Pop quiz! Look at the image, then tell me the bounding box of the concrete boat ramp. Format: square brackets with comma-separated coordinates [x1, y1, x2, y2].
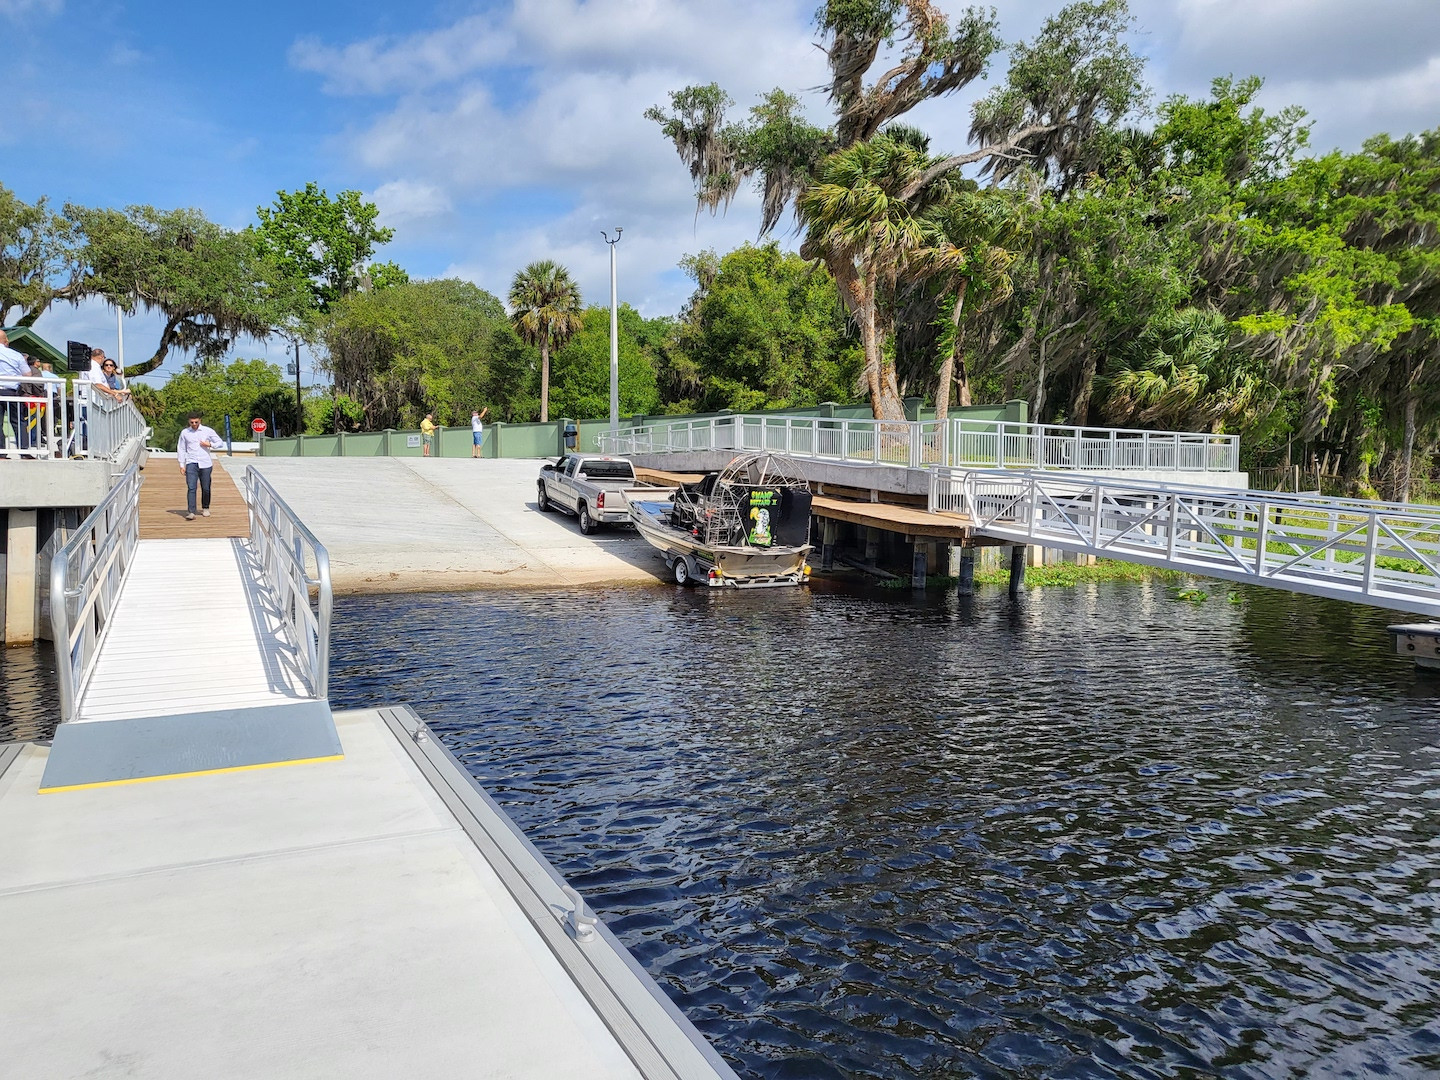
[1, 467, 736, 1079]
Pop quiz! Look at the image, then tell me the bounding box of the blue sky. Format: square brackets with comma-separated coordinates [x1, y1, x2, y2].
[5, 0, 1439, 386]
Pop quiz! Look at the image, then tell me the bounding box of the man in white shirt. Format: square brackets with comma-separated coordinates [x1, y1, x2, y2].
[0, 330, 34, 452]
[176, 411, 223, 520]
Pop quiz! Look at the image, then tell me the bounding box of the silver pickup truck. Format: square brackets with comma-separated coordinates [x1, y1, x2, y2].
[537, 454, 637, 534]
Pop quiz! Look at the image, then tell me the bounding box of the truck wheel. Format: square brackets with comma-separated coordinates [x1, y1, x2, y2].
[673, 556, 694, 586]
[578, 503, 594, 535]
[537, 483, 551, 512]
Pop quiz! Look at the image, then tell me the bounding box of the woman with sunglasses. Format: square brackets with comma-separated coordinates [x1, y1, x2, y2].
[88, 349, 130, 404]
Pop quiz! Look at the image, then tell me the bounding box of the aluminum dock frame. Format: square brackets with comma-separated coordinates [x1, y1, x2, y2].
[0, 705, 736, 1079]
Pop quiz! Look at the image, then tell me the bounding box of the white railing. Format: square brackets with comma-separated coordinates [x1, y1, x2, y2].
[0, 380, 150, 461]
[596, 414, 1240, 474]
[244, 467, 332, 699]
[934, 467, 1440, 618]
[0, 378, 70, 459]
[50, 465, 143, 722]
[82, 387, 151, 462]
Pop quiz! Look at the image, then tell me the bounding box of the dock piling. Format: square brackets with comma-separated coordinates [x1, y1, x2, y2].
[957, 547, 975, 596]
[1008, 544, 1026, 595]
[911, 541, 927, 590]
[821, 519, 837, 571]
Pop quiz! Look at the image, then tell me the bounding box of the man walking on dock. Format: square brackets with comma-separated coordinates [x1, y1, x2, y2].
[177, 411, 222, 520]
[421, 413, 436, 457]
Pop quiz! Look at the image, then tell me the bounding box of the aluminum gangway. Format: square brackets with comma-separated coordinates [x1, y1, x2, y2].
[931, 467, 1440, 619]
[42, 464, 337, 788]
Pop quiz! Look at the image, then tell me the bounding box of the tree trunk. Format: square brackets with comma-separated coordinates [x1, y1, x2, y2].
[1033, 340, 1048, 422]
[830, 257, 904, 421]
[539, 334, 551, 424]
[935, 281, 968, 422]
[125, 312, 186, 379]
[1399, 394, 1417, 503]
[1033, 319, 1081, 424]
[1071, 350, 1097, 427]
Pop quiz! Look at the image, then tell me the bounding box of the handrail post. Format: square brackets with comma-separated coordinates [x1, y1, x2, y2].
[1255, 502, 1270, 574]
[1361, 513, 1379, 595]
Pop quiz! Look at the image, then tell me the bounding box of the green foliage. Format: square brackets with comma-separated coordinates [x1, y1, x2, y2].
[319, 278, 521, 429]
[153, 358, 292, 449]
[68, 204, 299, 377]
[307, 392, 365, 434]
[0, 184, 80, 326]
[677, 243, 860, 410]
[652, 1, 1148, 419]
[367, 261, 410, 290]
[255, 183, 394, 314]
[970, 559, 1187, 587]
[547, 306, 660, 420]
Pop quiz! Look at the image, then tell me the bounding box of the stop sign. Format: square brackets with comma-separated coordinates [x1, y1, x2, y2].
[251, 418, 267, 435]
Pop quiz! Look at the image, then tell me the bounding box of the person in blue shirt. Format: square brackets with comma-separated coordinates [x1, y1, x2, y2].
[0, 330, 33, 453]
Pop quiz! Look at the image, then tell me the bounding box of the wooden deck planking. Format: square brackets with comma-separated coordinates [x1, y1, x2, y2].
[635, 469, 979, 541]
[811, 495, 977, 540]
[78, 538, 313, 723]
[139, 458, 249, 539]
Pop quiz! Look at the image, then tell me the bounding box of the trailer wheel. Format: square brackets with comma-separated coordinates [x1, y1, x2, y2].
[537, 483, 551, 512]
[578, 503, 595, 535]
[673, 556, 695, 586]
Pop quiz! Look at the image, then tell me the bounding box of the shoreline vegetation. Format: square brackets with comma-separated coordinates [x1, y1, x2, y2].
[877, 559, 1189, 590]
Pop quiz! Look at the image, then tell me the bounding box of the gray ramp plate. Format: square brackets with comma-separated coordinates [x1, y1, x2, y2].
[40, 701, 342, 792]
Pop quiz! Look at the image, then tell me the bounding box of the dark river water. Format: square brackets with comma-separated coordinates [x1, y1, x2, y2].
[325, 580, 1440, 1079]
[4, 580, 1437, 1076]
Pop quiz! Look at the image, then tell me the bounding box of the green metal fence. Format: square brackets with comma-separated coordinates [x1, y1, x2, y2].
[255, 401, 1030, 460]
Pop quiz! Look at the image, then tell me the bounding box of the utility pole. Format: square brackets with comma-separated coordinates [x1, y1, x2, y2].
[602, 227, 623, 435]
[293, 340, 302, 433]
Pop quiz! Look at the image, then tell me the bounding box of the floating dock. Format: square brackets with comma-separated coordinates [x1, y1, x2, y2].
[0, 706, 735, 1078]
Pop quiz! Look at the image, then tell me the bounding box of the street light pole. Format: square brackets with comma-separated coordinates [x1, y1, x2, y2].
[293, 340, 302, 433]
[602, 227, 623, 435]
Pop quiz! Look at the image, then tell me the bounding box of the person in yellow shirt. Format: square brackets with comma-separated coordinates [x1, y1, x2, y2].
[420, 413, 436, 457]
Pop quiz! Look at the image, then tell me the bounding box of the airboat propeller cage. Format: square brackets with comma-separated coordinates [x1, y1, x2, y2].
[679, 452, 813, 549]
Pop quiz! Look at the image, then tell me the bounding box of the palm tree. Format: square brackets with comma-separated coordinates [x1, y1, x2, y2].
[1097, 307, 1273, 433]
[922, 189, 1017, 417]
[508, 261, 582, 423]
[797, 138, 934, 420]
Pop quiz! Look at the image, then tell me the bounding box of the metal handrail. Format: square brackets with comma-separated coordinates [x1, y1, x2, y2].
[243, 467, 332, 699]
[0, 379, 69, 459]
[50, 465, 143, 722]
[595, 414, 1241, 473]
[938, 467, 1440, 618]
[80, 386, 151, 461]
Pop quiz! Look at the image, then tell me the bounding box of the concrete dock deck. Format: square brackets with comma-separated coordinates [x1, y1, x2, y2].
[221, 457, 662, 593]
[0, 707, 735, 1079]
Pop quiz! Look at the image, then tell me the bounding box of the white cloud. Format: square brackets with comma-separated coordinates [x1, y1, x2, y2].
[289, 13, 515, 96]
[1162, 0, 1440, 84]
[0, 0, 62, 18]
[291, 0, 1440, 317]
[372, 179, 453, 227]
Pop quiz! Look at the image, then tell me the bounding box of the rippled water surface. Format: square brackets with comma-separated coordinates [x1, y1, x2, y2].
[341, 581, 1437, 1075]
[0, 641, 58, 742]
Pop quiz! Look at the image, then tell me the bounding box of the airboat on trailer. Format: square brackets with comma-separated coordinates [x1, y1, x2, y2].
[628, 451, 814, 588]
